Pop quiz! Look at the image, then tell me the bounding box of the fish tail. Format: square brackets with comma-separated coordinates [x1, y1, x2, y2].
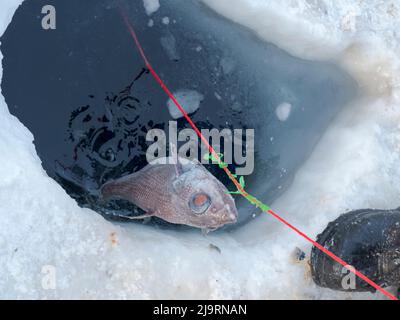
[100, 180, 129, 203]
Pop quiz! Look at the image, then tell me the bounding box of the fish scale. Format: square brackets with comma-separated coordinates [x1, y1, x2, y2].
[101, 164, 174, 213]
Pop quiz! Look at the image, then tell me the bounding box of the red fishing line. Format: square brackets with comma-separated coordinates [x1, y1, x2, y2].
[120, 10, 398, 301]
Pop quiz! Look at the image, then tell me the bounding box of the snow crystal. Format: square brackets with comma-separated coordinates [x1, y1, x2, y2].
[167, 90, 204, 119]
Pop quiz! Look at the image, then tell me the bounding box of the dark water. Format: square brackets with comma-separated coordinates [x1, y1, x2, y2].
[1, 0, 357, 230]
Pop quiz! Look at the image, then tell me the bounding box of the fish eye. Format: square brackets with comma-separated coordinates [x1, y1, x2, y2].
[189, 193, 211, 215]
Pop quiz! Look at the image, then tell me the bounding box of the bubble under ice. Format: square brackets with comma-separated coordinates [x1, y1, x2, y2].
[1, 0, 400, 299]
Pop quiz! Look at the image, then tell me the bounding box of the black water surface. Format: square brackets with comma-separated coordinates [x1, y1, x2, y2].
[1, 0, 357, 230]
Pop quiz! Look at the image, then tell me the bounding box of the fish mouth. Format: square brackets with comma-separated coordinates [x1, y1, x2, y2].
[226, 212, 238, 224]
[204, 214, 237, 230]
[217, 208, 238, 226]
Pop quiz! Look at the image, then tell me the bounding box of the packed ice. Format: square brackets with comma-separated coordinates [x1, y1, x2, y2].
[1, 0, 400, 299]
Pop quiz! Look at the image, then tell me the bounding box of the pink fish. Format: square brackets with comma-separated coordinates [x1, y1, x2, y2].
[101, 156, 238, 232]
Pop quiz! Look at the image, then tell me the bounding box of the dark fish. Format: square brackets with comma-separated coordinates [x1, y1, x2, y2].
[100, 156, 238, 232]
[310, 208, 400, 292]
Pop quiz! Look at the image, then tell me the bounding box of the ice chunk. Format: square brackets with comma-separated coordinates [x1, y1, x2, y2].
[275, 102, 292, 122]
[162, 17, 170, 25]
[143, 0, 160, 16]
[167, 90, 204, 119]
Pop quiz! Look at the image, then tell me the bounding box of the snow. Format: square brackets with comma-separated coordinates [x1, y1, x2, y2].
[1, 0, 400, 299]
[143, 0, 160, 16]
[162, 16, 170, 25]
[167, 89, 204, 119]
[275, 102, 292, 122]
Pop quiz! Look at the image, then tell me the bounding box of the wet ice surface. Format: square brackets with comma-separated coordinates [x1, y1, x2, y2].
[1, 0, 399, 299]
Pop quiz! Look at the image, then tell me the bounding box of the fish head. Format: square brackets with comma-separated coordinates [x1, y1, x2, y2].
[171, 159, 238, 230]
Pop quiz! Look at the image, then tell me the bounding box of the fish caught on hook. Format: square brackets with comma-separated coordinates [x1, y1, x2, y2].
[100, 144, 238, 232]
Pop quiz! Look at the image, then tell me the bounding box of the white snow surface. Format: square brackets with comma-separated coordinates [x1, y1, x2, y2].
[1, 0, 400, 299]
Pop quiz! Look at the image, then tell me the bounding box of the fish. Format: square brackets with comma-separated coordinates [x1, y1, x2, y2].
[100, 154, 238, 232]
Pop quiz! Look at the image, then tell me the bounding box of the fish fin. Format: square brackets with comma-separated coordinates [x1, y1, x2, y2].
[113, 210, 155, 220]
[113, 210, 156, 220]
[202, 226, 219, 235]
[170, 142, 183, 176]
